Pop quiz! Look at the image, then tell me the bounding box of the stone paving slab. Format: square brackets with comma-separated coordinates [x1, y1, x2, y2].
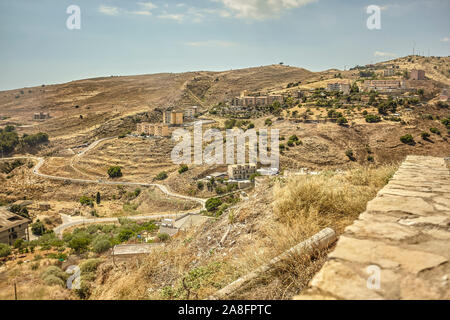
[294, 156, 450, 300]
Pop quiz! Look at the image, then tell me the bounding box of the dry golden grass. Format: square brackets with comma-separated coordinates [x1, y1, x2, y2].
[91, 164, 398, 300]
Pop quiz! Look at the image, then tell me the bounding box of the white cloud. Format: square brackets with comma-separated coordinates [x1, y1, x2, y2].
[137, 2, 157, 10]
[99, 5, 120, 16]
[214, 0, 318, 20]
[374, 51, 397, 57]
[441, 37, 450, 42]
[158, 13, 185, 22]
[186, 40, 237, 47]
[130, 11, 152, 16]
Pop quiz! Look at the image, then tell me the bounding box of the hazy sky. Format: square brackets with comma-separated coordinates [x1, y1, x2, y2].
[0, 0, 449, 90]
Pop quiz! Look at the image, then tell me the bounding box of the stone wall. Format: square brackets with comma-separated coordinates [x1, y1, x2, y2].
[295, 156, 450, 300]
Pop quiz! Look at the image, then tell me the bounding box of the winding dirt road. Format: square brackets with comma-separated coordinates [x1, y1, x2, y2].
[1, 137, 207, 235]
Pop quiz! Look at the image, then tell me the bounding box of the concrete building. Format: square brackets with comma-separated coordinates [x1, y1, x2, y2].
[326, 83, 351, 95]
[232, 94, 284, 107]
[184, 106, 198, 118]
[228, 164, 257, 180]
[0, 208, 30, 245]
[136, 123, 170, 137]
[410, 69, 426, 80]
[384, 68, 395, 77]
[163, 111, 184, 125]
[362, 80, 406, 93]
[33, 112, 50, 121]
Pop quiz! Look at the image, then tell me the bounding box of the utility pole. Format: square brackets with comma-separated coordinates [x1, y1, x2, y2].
[14, 280, 17, 300]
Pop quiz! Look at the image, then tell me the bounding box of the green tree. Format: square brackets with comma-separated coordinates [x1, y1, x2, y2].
[31, 220, 46, 236]
[205, 198, 222, 212]
[178, 164, 188, 174]
[155, 171, 168, 180]
[107, 166, 123, 178]
[0, 244, 12, 258]
[400, 134, 415, 145]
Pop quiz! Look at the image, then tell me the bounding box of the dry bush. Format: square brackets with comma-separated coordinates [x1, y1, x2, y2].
[232, 164, 398, 299]
[92, 165, 398, 300]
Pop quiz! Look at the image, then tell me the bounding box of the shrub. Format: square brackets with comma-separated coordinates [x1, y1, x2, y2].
[205, 198, 222, 212]
[41, 266, 68, 283]
[197, 181, 204, 190]
[80, 259, 102, 273]
[400, 134, 415, 145]
[436, 101, 448, 109]
[43, 275, 65, 287]
[96, 192, 101, 204]
[31, 220, 46, 236]
[118, 229, 133, 242]
[430, 127, 441, 135]
[13, 239, 24, 249]
[107, 166, 122, 178]
[92, 239, 111, 254]
[155, 171, 168, 180]
[337, 117, 348, 125]
[345, 149, 356, 161]
[367, 156, 374, 162]
[265, 118, 272, 126]
[68, 236, 90, 253]
[157, 233, 170, 242]
[0, 244, 11, 257]
[178, 164, 188, 174]
[79, 196, 94, 207]
[421, 132, 430, 140]
[365, 114, 381, 123]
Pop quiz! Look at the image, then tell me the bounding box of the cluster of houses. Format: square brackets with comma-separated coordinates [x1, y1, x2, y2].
[136, 106, 198, 137]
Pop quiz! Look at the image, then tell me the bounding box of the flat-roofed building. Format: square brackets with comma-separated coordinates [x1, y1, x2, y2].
[136, 123, 170, 137]
[410, 69, 426, 80]
[267, 95, 284, 105]
[163, 111, 184, 125]
[184, 106, 198, 118]
[362, 80, 406, 93]
[0, 208, 30, 245]
[255, 96, 268, 105]
[384, 68, 395, 77]
[228, 164, 257, 180]
[326, 83, 351, 94]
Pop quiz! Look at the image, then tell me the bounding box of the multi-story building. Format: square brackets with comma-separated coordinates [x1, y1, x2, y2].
[163, 111, 184, 125]
[410, 69, 426, 80]
[136, 123, 170, 137]
[184, 106, 198, 118]
[232, 94, 284, 107]
[384, 68, 395, 77]
[362, 80, 406, 93]
[326, 83, 351, 95]
[228, 164, 257, 180]
[267, 95, 284, 105]
[0, 208, 30, 245]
